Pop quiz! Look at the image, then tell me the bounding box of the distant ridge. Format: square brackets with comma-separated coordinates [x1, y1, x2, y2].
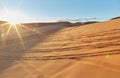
[74, 21, 99, 26]
[0, 21, 7, 24]
[0, 16, 120, 28]
[111, 16, 120, 20]
[22, 21, 99, 27]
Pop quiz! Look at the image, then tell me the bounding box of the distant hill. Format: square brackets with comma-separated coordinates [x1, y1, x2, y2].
[0, 21, 7, 24]
[74, 21, 99, 26]
[22, 21, 99, 28]
[23, 21, 72, 26]
[111, 16, 120, 20]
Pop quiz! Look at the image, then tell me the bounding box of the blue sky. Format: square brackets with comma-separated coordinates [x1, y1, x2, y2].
[0, 0, 120, 22]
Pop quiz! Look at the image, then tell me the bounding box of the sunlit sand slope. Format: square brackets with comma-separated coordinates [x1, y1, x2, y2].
[0, 18, 120, 78]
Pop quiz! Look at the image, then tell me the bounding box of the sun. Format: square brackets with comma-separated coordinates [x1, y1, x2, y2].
[0, 9, 26, 47]
[0, 9, 39, 49]
[8, 20, 20, 26]
[0, 9, 30, 24]
[0, 9, 27, 26]
[4, 10, 23, 26]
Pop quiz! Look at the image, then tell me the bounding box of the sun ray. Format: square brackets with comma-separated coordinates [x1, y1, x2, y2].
[0, 5, 32, 49]
[14, 25, 25, 49]
[0, 23, 26, 49]
[1, 24, 13, 46]
[21, 24, 40, 34]
[0, 22, 9, 27]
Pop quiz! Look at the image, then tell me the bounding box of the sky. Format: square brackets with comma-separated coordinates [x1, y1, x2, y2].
[0, 0, 120, 22]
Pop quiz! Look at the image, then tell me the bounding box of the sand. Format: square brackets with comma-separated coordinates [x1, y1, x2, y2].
[0, 18, 120, 78]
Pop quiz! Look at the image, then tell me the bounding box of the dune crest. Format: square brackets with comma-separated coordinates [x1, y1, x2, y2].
[0, 18, 120, 78]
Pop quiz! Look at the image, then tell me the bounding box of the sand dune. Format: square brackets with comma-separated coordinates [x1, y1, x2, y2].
[0, 18, 120, 78]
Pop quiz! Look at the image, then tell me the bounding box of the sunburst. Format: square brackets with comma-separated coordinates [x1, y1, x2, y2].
[0, 6, 41, 49]
[0, 20, 40, 49]
[0, 22, 24, 48]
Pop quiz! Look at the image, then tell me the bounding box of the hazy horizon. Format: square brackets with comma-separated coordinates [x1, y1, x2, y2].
[0, 0, 119, 23]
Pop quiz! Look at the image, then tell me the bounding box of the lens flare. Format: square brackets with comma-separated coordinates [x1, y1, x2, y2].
[0, 7, 41, 49]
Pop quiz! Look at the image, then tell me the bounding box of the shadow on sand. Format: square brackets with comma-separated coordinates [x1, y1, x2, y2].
[0, 24, 66, 75]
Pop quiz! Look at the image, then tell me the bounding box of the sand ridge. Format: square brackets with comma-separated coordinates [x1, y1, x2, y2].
[0, 18, 120, 78]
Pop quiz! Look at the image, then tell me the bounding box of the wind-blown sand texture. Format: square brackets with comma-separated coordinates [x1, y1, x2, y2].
[0, 18, 120, 78]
